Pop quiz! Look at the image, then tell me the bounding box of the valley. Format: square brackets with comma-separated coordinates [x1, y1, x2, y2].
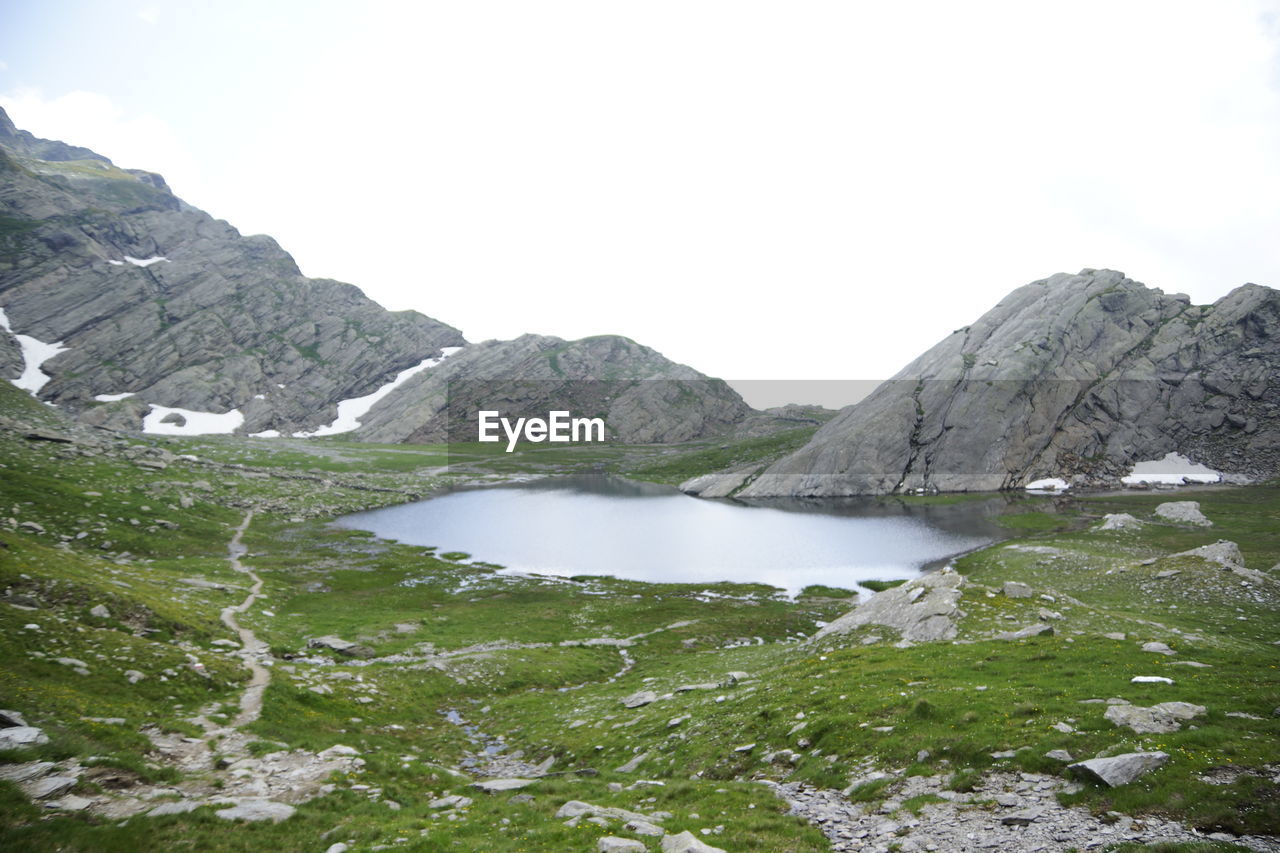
[1, 379, 1277, 852]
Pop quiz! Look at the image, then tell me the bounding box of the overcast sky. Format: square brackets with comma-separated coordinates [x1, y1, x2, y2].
[2, 1, 1278, 408]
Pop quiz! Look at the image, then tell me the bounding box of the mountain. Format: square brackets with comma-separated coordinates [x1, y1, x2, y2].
[353, 333, 752, 444]
[0, 108, 752, 441]
[686, 269, 1279, 496]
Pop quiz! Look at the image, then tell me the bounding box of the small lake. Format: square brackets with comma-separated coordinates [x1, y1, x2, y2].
[334, 474, 1016, 594]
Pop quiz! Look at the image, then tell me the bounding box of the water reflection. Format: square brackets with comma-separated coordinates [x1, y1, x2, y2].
[334, 474, 1017, 594]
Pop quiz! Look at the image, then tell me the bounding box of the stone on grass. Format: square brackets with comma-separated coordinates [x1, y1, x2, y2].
[622, 690, 658, 708]
[428, 795, 473, 809]
[1069, 752, 1169, 787]
[662, 831, 727, 853]
[472, 778, 538, 793]
[1003, 581, 1033, 598]
[1045, 749, 1074, 762]
[1105, 702, 1205, 734]
[214, 799, 296, 822]
[600, 839, 648, 853]
[996, 623, 1054, 640]
[626, 818, 666, 836]
[306, 636, 375, 659]
[1154, 501, 1212, 526]
[1099, 513, 1142, 530]
[813, 568, 965, 644]
[1131, 676, 1173, 684]
[89, 604, 111, 619]
[0, 725, 49, 751]
[1142, 642, 1175, 655]
[1174, 540, 1244, 567]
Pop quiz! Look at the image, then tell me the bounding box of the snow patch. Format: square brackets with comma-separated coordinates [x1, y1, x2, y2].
[94, 392, 135, 402]
[143, 405, 244, 436]
[124, 255, 168, 267]
[1025, 477, 1070, 492]
[1, 308, 68, 395]
[250, 429, 282, 438]
[1122, 452, 1221, 486]
[106, 259, 124, 266]
[300, 346, 463, 437]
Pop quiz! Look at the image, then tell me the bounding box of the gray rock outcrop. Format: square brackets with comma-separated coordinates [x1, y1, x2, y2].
[1, 108, 755, 443]
[813, 568, 963, 644]
[352, 333, 752, 444]
[1068, 751, 1170, 787]
[1154, 501, 1213, 527]
[1104, 702, 1205, 734]
[0, 107, 464, 434]
[692, 270, 1279, 496]
[1099, 513, 1142, 531]
[661, 831, 726, 853]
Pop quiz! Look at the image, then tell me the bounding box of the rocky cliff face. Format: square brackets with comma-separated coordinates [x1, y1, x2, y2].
[0, 109, 754, 442]
[354, 333, 752, 444]
[689, 269, 1279, 496]
[0, 107, 465, 435]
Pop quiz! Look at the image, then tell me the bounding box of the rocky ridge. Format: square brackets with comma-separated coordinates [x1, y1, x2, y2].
[0, 108, 758, 444]
[0, 107, 465, 435]
[687, 269, 1279, 496]
[353, 333, 752, 444]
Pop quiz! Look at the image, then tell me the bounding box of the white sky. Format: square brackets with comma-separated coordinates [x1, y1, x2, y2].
[2, 1, 1278, 408]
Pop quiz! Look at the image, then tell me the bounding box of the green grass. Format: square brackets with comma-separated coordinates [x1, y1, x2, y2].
[1, 403, 1277, 850]
[623, 427, 819, 486]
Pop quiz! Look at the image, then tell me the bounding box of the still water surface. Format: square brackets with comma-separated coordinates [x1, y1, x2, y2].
[334, 474, 1012, 593]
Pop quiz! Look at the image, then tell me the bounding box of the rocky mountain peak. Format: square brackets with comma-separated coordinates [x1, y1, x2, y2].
[684, 270, 1279, 497]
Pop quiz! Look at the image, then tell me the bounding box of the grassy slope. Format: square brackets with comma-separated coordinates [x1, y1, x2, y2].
[0, 397, 1276, 850]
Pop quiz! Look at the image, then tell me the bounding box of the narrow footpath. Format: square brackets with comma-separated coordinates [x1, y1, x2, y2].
[218, 510, 272, 731]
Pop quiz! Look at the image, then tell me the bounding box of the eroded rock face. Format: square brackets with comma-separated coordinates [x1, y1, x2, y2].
[0, 108, 464, 435]
[703, 270, 1279, 496]
[812, 568, 964, 645]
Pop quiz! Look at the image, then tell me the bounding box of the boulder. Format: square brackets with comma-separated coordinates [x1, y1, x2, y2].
[621, 690, 658, 709]
[599, 839, 648, 853]
[813, 568, 964, 644]
[1174, 540, 1244, 567]
[1154, 501, 1212, 526]
[662, 831, 726, 853]
[0, 725, 49, 751]
[1099, 513, 1142, 530]
[306, 636, 375, 659]
[1003, 581, 1033, 598]
[1069, 751, 1169, 787]
[1104, 702, 1205, 734]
